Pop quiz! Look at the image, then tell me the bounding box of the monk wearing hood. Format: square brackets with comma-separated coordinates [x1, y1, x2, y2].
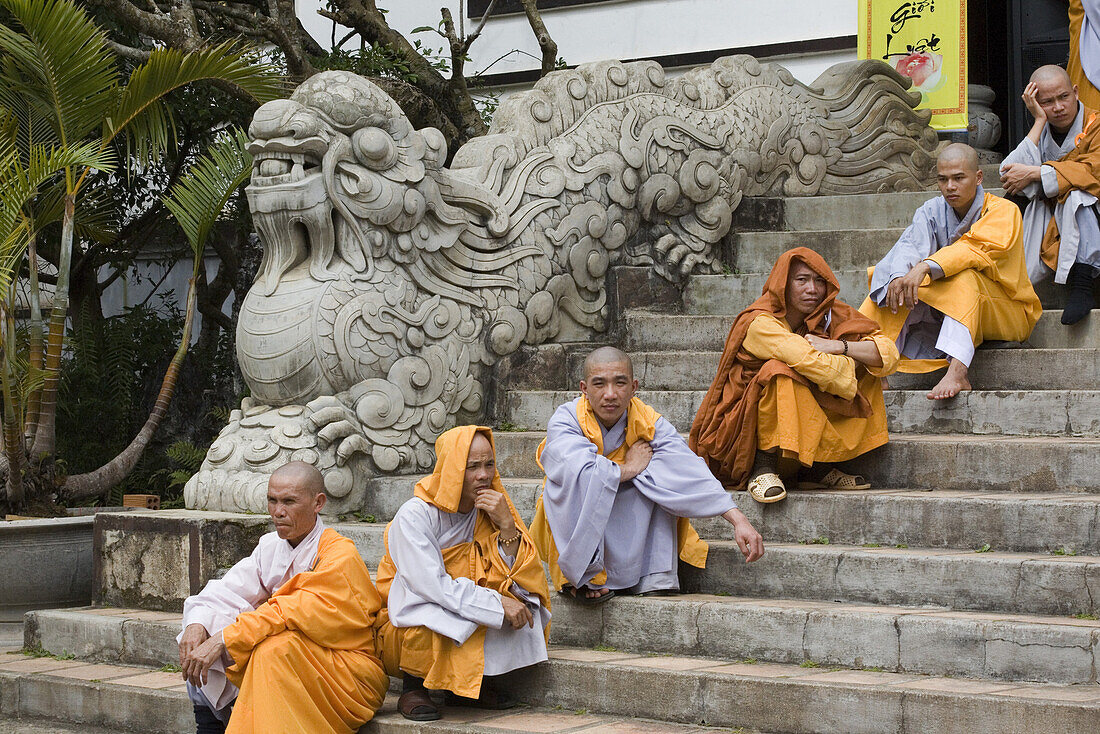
[375, 426, 551, 722]
[691, 248, 900, 503]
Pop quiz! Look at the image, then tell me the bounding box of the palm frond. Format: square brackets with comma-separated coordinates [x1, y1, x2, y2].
[109, 43, 282, 165]
[0, 0, 117, 148]
[163, 128, 253, 257]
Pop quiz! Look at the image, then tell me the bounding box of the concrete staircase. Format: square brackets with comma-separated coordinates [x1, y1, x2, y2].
[7, 186, 1100, 733]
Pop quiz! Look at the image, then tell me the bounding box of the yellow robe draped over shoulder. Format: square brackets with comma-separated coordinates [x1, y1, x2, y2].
[859, 192, 1042, 374]
[373, 425, 550, 699]
[221, 528, 388, 734]
[744, 314, 899, 466]
[528, 396, 708, 592]
[1070, 1, 1100, 111]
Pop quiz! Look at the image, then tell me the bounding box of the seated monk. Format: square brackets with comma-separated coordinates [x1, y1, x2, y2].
[691, 248, 900, 503]
[862, 143, 1041, 399]
[529, 346, 764, 603]
[177, 461, 388, 734]
[1001, 64, 1100, 324]
[375, 425, 551, 722]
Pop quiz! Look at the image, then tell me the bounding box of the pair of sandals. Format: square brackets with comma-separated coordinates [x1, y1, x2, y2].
[747, 468, 870, 504]
[560, 584, 616, 605]
[399, 686, 517, 721]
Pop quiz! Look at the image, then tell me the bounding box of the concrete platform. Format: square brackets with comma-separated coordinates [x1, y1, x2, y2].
[7, 626, 1100, 734]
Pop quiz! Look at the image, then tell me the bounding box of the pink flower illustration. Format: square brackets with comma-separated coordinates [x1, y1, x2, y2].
[891, 51, 943, 91]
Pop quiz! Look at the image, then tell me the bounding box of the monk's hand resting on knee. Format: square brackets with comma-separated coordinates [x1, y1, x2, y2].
[182, 632, 226, 687]
[618, 440, 653, 483]
[888, 262, 931, 313]
[178, 623, 209, 674]
[1000, 163, 1041, 196]
[722, 508, 765, 563]
[501, 596, 535, 629]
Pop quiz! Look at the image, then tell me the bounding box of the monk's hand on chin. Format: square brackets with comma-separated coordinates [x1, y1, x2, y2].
[475, 488, 514, 531]
[501, 596, 535, 629]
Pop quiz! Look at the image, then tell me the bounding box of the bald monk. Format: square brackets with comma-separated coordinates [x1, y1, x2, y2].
[177, 461, 387, 734]
[375, 426, 550, 722]
[862, 144, 1041, 399]
[692, 248, 899, 503]
[1001, 64, 1100, 324]
[529, 347, 764, 602]
[1069, 1, 1100, 111]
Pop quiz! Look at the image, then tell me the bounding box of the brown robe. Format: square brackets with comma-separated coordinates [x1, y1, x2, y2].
[688, 248, 880, 489]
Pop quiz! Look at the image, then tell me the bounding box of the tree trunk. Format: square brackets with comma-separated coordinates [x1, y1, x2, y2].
[24, 233, 44, 445]
[1, 292, 25, 507]
[29, 193, 74, 460]
[62, 270, 197, 500]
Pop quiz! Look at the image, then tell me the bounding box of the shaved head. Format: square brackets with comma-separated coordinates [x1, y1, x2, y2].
[1031, 64, 1072, 87]
[270, 461, 325, 497]
[937, 143, 980, 173]
[583, 346, 633, 381]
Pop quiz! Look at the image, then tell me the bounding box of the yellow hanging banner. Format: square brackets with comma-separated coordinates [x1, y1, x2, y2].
[859, 0, 968, 131]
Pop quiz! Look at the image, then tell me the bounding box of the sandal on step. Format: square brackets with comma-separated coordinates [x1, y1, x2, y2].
[560, 584, 616, 605]
[398, 689, 441, 721]
[747, 472, 786, 503]
[797, 468, 871, 490]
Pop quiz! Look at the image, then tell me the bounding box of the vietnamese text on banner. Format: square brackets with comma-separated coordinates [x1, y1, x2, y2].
[859, 0, 968, 131]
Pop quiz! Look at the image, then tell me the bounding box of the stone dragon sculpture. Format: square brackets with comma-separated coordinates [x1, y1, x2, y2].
[185, 55, 938, 514]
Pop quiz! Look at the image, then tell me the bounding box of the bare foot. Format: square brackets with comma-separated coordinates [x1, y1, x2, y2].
[926, 359, 971, 400]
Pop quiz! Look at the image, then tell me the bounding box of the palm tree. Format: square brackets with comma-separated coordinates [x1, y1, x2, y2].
[0, 0, 282, 507]
[63, 130, 254, 498]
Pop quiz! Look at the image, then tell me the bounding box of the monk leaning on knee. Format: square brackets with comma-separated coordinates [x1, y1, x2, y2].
[177, 461, 388, 734]
[1001, 64, 1100, 324]
[374, 426, 551, 723]
[691, 248, 900, 504]
[863, 143, 1041, 399]
[529, 347, 764, 604]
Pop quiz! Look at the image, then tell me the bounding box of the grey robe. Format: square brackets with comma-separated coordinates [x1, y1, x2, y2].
[1001, 103, 1100, 282]
[540, 397, 736, 593]
[385, 498, 549, 676]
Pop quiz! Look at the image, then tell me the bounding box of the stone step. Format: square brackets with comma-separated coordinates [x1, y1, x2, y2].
[733, 187, 1006, 232]
[491, 431, 1100, 492]
[721, 228, 902, 273]
[0, 650, 734, 734]
[501, 389, 1100, 436]
[343, 479, 1100, 556]
[28, 597, 1100, 688]
[623, 309, 1097, 351]
[560, 347, 1100, 392]
[681, 270, 1070, 315]
[15, 615, 1100, 733]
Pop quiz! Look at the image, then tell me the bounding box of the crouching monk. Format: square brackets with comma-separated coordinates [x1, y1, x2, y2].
[375, 425, 551, 722]
[529, 346, 764, 604]
[177, 461, 388, 734]
[862, 143, 1041, 398]
[691, 248, 900, 503]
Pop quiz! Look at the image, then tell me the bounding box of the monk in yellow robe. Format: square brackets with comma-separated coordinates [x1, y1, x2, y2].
[691, 248, 899, 503]
[375, 426, 551, 722]
[1069, 1, 1100, 111]
[863, 143, 1041, 399]
[1002, 64, 1100, 325]
[177, 461, 388, 734]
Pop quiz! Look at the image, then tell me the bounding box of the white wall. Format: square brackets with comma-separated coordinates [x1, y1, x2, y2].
[298, 0, 857, 87]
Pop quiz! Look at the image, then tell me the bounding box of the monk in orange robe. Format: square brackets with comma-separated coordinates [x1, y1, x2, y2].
[375, 426, 551, 722]
[690, 248, 899, 503]
[177, 461, 388, 734]
[1069, 0, 1100, 111]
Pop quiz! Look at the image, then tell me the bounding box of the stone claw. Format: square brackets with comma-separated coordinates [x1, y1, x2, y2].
[336, 434, 370, 466]
[316, 419, 360, 448]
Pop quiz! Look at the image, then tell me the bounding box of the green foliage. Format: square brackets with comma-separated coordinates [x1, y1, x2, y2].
[311, 40, 450, 84]
[1072, 612, 1099, 620]
[799, 660, 820, 668]
[1052, 547, 1077, 556]
[975, 543, 991, 553]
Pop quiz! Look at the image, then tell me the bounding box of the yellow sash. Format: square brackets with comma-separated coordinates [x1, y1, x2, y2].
[528, 395, 708, 591]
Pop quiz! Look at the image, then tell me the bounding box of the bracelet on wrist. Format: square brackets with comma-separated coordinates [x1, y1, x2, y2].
[499, 528, 521, 544]
[842, 340, 849, 355]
